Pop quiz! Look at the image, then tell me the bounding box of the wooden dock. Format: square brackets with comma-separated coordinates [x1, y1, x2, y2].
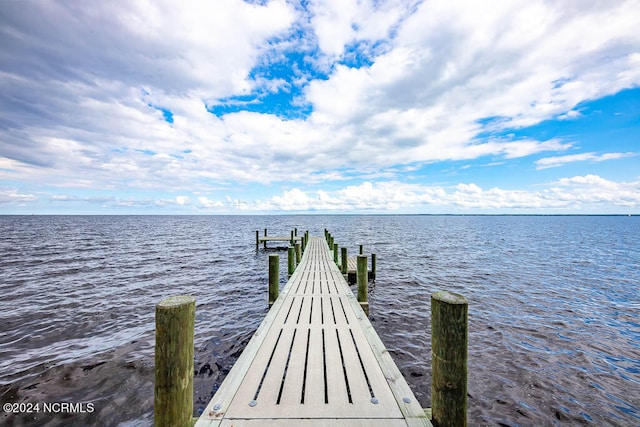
[194, 236, 432, 426]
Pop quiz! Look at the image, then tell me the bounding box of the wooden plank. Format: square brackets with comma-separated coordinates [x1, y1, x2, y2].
[195, 237, 431, 427]
[258, 236, 303, 242]
[220, 420, 409, 427]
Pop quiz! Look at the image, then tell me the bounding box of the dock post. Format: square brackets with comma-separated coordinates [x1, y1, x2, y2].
[341, 247, 348, 275]
[431, 291, 468, 427]
[255, 230, 259, 250]
[288, 247, 295, 277]
[301, 236, 305, 253]
[290, 230, 295, 246]
[295, 242, 301, 264]
[359, 244, 363, 255]
[154, 295, 195, 427]
[268, 255, 279, 308]
[371, 253, 377, 280]
[264, 228, 267, 249]
[357, 255, 369, 316]
[333, 243, 339, 264]
[294, 227, 297, 236]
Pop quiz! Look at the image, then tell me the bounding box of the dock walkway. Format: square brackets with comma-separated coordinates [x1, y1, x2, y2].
[195, 236, 431, 426]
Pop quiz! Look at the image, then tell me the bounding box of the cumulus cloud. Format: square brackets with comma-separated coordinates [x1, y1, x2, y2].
[239, 176, 640, 212]
[0, 1, 638, 213]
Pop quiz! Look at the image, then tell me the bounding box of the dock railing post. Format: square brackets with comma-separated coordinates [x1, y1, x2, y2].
[255, 230, 259, 250]
[155, 295, 195, 427]
[287, 247, 295, 277]
[290, 230, 294, 246]
[301, 236, 305, 253]
[268, 255, 279, 308]
[341, 247, 347, 275]
[371, 253, 377, 280]
[333, 243, 339, 264]
[431, 291, 468, 427]
[295, 242, 301, 264]
[357, 255, 369, 316]
[263, 228, 267, 249]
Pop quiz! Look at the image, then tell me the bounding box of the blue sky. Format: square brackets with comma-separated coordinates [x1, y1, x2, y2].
[1, 0, 639, 214]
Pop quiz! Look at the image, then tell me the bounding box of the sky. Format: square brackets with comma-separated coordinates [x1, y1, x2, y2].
[1, 0, 639, 214]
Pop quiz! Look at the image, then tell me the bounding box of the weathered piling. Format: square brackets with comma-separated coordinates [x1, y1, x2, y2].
[290, 230, 295, 246]
[288, 247, 295, 277]
[333, 243, 339, 264]
[263, 228, 267, 249]
[268, 255, 279, 308]
[359, 244, 363, 255]
[341, 247, 348, 275]
[371, 253, 377, 280]
[295, 242, 301, 264]
[357, 255, 369, 316]
[255, 230, 259, 249]
[431, 291, 468, 427]
[155, 295, 195, 427]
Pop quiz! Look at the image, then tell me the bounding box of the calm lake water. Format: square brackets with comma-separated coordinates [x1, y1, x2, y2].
[0, 215, 638, 426]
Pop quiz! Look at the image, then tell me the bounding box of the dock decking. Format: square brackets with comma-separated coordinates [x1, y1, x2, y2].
[194, 236, 431, 426]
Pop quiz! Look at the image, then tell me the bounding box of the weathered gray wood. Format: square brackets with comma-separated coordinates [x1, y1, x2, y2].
[195, 237, 431, 427]
[431, 291, 468, 427]
[155, 295, 195, 427]
[269, 255, 279, 308]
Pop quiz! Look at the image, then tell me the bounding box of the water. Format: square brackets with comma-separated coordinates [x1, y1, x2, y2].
[0, 215, 638, 426]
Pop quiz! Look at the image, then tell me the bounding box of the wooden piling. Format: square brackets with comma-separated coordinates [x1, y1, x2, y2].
[295, 242, 301, 264]
[288, 247, 295, 277]
[341, 247, 348, 275]
[359, 244, 363, 255]
[371, 253, 377, 280]
[264, 229, 267, 249]
[333, 243, 338, 264]
[155, 295, 195, 427]
[268, 255, 279, 308]
[357, 255, 369, 316]
[290, 230, 295, 246]
[431, 291, 468, 427]
[255, 230, 259, 249]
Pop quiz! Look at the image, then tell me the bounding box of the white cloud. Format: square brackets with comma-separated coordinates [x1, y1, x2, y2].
[0, 189, 37, 204]
[536, 152, 636, 169]
[249, 176, 640, 211]
[0, 1, 639, 213]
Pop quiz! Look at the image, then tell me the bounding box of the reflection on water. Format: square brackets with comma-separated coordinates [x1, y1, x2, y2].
[0, 215, 638, 426]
